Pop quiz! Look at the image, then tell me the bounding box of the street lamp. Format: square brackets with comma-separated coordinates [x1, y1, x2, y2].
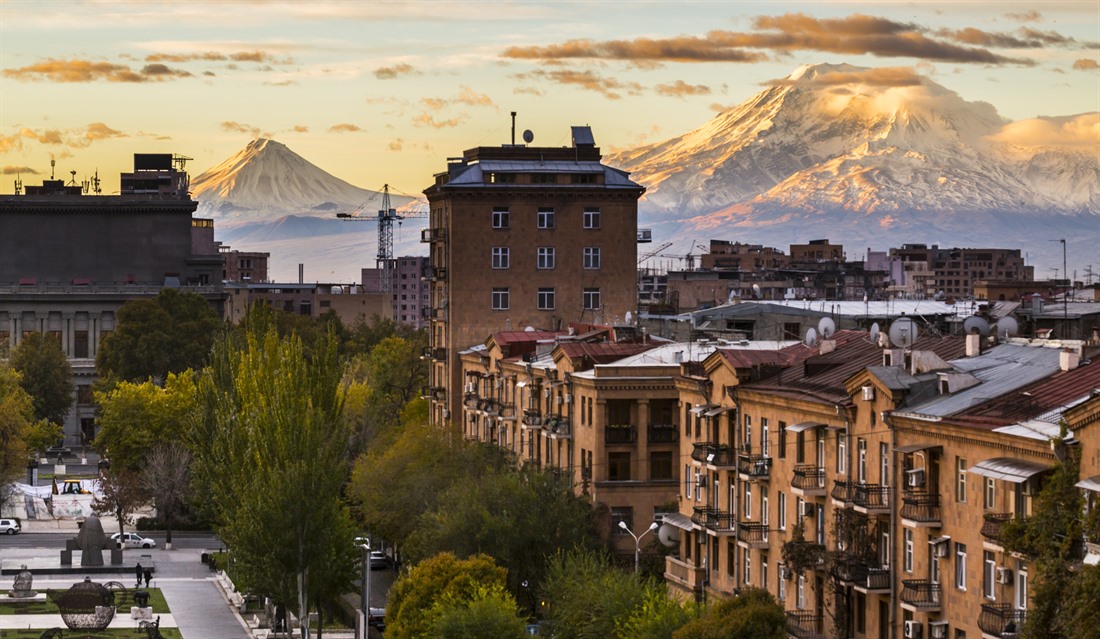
[355, 537, 372, 639]
[618, 520, 659, 574]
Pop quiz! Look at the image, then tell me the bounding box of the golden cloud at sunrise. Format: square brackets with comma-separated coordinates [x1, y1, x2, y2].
[988, 113, 1100, 150]
[655, 80, 711, 98]
[510, 69, 643, 99]
[2, 58, 191, 82]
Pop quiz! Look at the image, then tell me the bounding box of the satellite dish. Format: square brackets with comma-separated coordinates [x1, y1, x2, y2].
[818, 317, 836, 339]
[963, 316, 991, 337]
[752, 283, 761, 297]
[522, 129, 534, 143]
[524, 326, 535, 332]
[728, 289, 737, 303]
[995, 316, 1019, 338]
[888, 318, 917, 348]
[869, 322, 881, 345]
[657, 523, 679, 547]
[625, 311, 633, 325]
[804, 327, 818, 347]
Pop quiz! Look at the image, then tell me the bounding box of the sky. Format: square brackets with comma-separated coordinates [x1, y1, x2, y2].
[1, 1, 1098, 200]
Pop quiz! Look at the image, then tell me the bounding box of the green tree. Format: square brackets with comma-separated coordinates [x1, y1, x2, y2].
[616, 586, 693, 639]
[93, 370, 198, 473]
[190, 324, 355, 639]
[385, 552, 511, 639]
[92, 467, 144, 536]
[1061, 565, 1100, 639]
[0, 364, 37, 486]
[541, 548, 651, 639]
[429, 583, 528, 639]
[671, 588, 787, 639]
[10, 332, 72, 427]
[344, 334, 428, 453]
[96, 288, 221, 382]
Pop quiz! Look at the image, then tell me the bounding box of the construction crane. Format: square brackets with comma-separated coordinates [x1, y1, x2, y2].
[656, 240, 709, 271]
[638, 241, 674, 264]
[337, 184, 427, 293]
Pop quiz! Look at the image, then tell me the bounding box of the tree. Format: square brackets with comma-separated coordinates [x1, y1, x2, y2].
[92, 467, 144, 537]
[139, 442, 191, 547]
[615, 586, 694, 639]
[429, 583, 528, 639]
[93, 371, 198, 473]
[10, 332, 72, 428]
[344, 334, 428, 454]
[0, 364, 37, 486]
[190, 324, 355, 639]
[385, 552, 512, 639]
[671, 589, 787, 639]
[96, 289, 221, 382]
[541, 548, 653, 639]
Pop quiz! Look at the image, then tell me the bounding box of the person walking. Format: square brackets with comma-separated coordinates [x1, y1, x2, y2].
[135, 562, 143, 587]
[143, 568, 152, 588]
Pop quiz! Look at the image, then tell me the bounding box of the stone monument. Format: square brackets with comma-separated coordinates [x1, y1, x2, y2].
[8, 564, 35, 598]
[74, 515, 114, 567]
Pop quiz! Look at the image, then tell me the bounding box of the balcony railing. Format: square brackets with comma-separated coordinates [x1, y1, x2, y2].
[691, 506, 715, 527]
[545, 416, 571, 438]
[647, 423, 678, 444]
[978, 603, 1026, 638]
[691, 442, 734, 467]
[424, 266, 447, 281]
[522, 409, 543, 428]
[982, 513, 1015, 545]
[737, 522, 769, 547]
[420, 227, 446, 243]
[786, 611, 825, 639]
[901, 491, 942, 524]
[605, 424, 637, 444]
[665, 556, 705, 592]
[900, 579, 941, 610]
[737, 454, 772, 480]
[792, 465, 826, 494]
[708, 512, 735, 533]
[852, 484, 890, 512]
[421, 346, 446, 361]
[831, 479, 855, 503]
[828, 553, 890, 592]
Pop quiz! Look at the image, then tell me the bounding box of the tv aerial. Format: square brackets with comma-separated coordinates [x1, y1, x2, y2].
[887, 317, 918, 348]
[817, 317, 836, 339]
[963, 316, 991, 337]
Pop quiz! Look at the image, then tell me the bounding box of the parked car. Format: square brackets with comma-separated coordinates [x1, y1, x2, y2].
[369, 550, 389, 569]
[0, 518, 21, 535]
[111, 532, 156, 549]
[368, 607, 386, 631]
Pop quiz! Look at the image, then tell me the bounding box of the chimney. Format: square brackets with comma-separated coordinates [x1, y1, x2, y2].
[298, 263, 304, 284]
[966, 333, 982, 357]
[1060, 349, 1081, 372]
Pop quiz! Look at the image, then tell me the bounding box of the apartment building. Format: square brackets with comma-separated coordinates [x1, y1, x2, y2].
[889, 245, 1034, 299]
[362, 256, 430, 328]
[422, 126, 646, 427]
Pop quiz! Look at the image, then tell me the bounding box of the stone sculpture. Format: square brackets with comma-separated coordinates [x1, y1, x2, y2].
[8, 565, 35, 598]
[74, 514, 113, 567]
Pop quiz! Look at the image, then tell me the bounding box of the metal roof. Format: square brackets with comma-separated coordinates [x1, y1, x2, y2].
[445, 160, 641, 188]
[661, 512, 694, 531]
[1076, 475, 1100, 492]
[967, 457, 1052, 483]
[787, 421, 826, 433]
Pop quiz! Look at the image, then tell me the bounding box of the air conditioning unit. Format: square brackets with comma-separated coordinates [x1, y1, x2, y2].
[904, 620, 923, 639]
[996, 567, 1013, 584]
[862, 385, 875, 401]
[906, 468, 926, 488]
[802, 502, 816, 517]
[929, 622, 948, 639]
[933, 540, 950, 558]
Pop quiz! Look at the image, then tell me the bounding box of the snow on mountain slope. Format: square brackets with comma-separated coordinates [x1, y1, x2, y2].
[191, 138, 413, 226]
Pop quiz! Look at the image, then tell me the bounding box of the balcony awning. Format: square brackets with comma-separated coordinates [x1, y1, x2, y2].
[968, 457, 1052, 483]
[704, 406, 730, 417]
[515, 381, 527, 388]
[928, 535, 951, 546]
[787, 421, 826, 433]
[660, 512, 694, 531]
[690, 404, 717, 415]
[895, 443, 943, 454]
[1075, 475, 1100, 492]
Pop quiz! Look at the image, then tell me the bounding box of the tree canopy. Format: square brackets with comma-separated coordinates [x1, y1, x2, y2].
[10, 332, 72, 427]
[0, 364, 37, 485]
[93, 371, 198, 473]
[96, 288, 221, 382]
[671, 589, 786, 639]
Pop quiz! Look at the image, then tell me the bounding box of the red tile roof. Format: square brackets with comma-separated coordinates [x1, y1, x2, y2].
[556, 341, 657, 366]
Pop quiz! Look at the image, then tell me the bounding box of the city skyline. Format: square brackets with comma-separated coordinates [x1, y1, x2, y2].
[2, 1, 1098, 199]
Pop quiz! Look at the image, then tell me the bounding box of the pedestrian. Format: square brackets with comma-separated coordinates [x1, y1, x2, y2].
[135, 562, 143, 587]
[143, 568, 152, 588]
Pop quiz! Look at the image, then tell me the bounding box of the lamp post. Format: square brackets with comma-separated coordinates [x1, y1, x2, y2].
[355, 537, 372, 639]
[618, 521, 659, 574]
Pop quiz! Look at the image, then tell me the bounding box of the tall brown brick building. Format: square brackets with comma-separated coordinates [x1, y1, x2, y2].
[422, 126, 645, 426]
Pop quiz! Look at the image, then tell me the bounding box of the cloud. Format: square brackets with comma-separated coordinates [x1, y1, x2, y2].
[1005, 10, 1041, 23]
[413, 114, 462, 129]
[1073, 58, 1100, 71]
[510, 69, 643, 99]
[263, 79, 298, 86]
[1, 124, 128, 152]
[772, 66, 924, 87]
[374, 63, 416, 79]
[145, 51, 293, 64]
[501, 13, 1040, 66]
[3, 166, 40, 175]
[292, 125, 309, 133]
[988, 113, 1100, 150]
[421, 85, 496, 111]
[655, 80, 711, 98]
[17, 128, 65, 145]
[2, 58, 192, 82]
[513, 86, 544, 96]
[389, 139, 404, 151]
[421, 97, 448, 111]
[329, 123, 361, 133]
[82, 122, 127, 144]
[221, 121, 262, 137]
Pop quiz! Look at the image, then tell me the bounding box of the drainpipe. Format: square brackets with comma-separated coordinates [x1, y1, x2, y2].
[883, 409, 898, 639]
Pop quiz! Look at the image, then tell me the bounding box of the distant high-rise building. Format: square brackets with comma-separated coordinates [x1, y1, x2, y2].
[362, 256, 430, 328]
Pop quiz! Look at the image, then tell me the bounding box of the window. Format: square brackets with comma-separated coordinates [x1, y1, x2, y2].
[537, 288, 556, 310]
[685, 464, 693, 499]
[956, 543, 968, 591]
[857, 438, 868, 482]
[983, 551, 996, 599]
[797, 574, 806, 609]
[744, 551, 751, 585]
[744, 483, 752, 519]
[1016, 563, 1028, 610]
[880, 531, 890, 567]
[492, 207, 509, 228]
[537, 207, 555, 228]
[904, 529, 914, 573]
[744, 415, 752, 452]
[583, 207, 600, 229]
[957, 457, 967, 503]
[837, 433, 847, 474]
[761, 418, 770, 456]
[650, 451, 673, 480]
[728, 540, 736, 575]
[491, 287, 510, 310]
[608, 453, 631, 481]
[880, 442, 890, 485]
[778, 421, 787, 459]
[74, 330, 89, 358]
[583, 247, 601, 269]
[491, 247, 510, 269]
[778, 492, 787, 530]
[762, 557, 769, 591]
[985, 477, 996, 510]
[583, 288, 601, 310]
[77, 385, 94, 406]
[537, 247, 556, 269]
[610, 507, 633, 535]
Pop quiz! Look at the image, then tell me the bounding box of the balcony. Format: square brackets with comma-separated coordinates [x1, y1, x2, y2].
[647, 423, 678, 444]
[792, 465, 826, 496]
[852, 483, 890, 514]
[521, 409, 543, 429]
[831, 479, 855, 505]
[691, 442, 734, 467]
[786, 611, 825, 639]
[605, 424, 637, 444]
[901, 491, 942, 527]
[424, 266, 447, 281]
[665, 556, 706, 594]
[430, 307, 446, 320]
[708, 511, 735, 533]
[737, 522, 770, 549]
[421, 346, 446, 362]
[828, 553, 890, 593]
[900, 579, 941, 611]
[545, 416, 571, 439]
[737, 453, 772, 481]
[691, 506, 715, 527]
[420, 227, 446, 243]
[978, 603, 1026, 638]
[981, 513, 1014, 548]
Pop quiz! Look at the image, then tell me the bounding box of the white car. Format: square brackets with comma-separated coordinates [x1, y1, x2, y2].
[112, 532, 156, 549]
[0, 518, 20, 535]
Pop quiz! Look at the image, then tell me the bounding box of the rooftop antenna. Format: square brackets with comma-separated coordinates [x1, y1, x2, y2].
[888, 317, 917, 348]
[817, 317, 836, 339]
[50, 159, 56, 180]
[804, 327, 818, 348]
[963, 315, 991, 337]
[13, 174, 22, 195]
[994, 316, 1019, 340]
[510, 111, 516, 145]
[68, 170, 77, 186]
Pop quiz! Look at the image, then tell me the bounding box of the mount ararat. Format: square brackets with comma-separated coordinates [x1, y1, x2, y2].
[191, 64, 1098, 283]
